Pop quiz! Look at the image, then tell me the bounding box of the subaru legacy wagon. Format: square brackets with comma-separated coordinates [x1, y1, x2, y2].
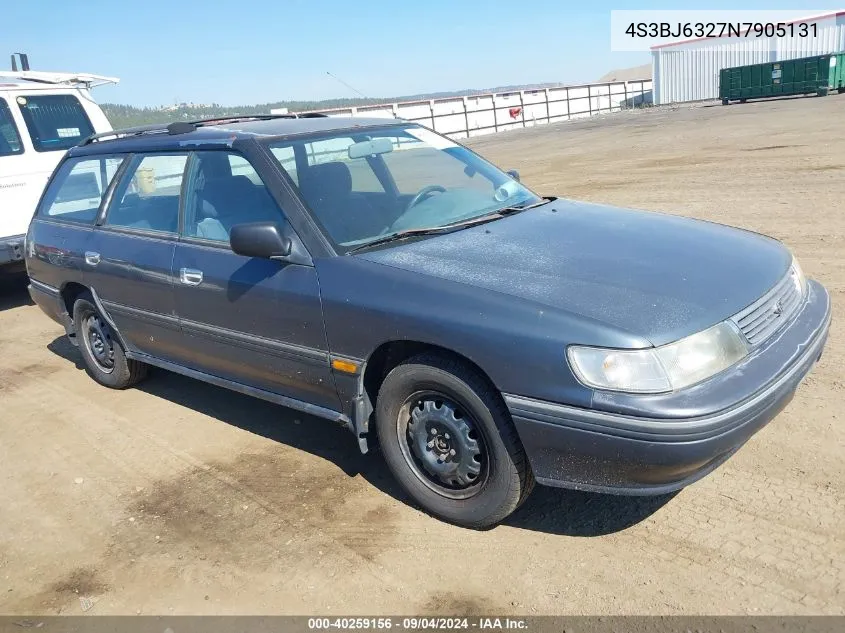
[25, 115, 831, 527]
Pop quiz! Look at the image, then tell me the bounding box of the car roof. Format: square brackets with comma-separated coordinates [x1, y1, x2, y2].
[69, 116, 409, 156]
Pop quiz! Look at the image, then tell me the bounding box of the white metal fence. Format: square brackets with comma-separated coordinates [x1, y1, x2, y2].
[302, 80, 653, 139]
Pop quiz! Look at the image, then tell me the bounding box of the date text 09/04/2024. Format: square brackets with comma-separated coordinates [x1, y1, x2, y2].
[307, 618, 528, 630]
[625, 21, 818, 39]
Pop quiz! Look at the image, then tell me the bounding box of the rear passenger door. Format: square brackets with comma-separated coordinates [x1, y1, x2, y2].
[85, 153, 187, 361]
[170, 149, 339, 411]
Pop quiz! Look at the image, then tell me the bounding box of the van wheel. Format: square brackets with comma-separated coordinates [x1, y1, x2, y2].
[73, 293, 147, 389]
[375, 352, 534, 528]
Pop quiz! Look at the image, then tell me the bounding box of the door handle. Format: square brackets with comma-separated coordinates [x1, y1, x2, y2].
[84, 251, 101, 266]
[179, 268, 203, 286]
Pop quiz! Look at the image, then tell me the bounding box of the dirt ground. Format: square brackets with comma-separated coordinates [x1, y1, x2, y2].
[1, 95, 843, 616]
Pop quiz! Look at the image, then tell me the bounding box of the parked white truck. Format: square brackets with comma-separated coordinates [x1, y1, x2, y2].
[1, 56, 116, 271]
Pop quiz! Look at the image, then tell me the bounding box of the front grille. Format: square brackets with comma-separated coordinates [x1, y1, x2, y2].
[731, 268, 804, 347]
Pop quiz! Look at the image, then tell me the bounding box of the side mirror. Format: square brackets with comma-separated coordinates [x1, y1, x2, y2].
[506, 169, 520, 182]
[230, 222, 292, 260]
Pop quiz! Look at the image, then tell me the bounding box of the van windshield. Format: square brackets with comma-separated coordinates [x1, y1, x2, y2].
[267, 125, 541, 252]
[17, 94, 95, 152]
[0, 97, 23, 156]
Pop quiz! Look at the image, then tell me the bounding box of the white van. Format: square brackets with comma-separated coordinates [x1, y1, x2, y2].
[0, 68, 116, 271]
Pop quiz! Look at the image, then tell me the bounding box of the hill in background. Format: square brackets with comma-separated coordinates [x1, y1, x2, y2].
[596, 63, 652, 83]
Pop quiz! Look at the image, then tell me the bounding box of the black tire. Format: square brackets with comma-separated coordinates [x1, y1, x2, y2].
[375, 352, 534, 528]
[73, 293, 147, 389]
[721, 98, 729, 105]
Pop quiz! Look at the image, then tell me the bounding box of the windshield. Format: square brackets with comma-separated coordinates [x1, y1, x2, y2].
[267, 125, 542, 252]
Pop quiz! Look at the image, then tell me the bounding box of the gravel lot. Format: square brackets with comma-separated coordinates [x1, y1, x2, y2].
[1, 94, 843, 616]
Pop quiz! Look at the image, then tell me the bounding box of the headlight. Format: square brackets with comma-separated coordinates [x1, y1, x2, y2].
[790, 257, 807, 298]
[567, 321, 749, 394]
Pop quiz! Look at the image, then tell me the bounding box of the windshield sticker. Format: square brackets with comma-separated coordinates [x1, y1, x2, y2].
[405, 127, 458, 149]
[16, 96, 26, 105]
[57, 128, 81, 138]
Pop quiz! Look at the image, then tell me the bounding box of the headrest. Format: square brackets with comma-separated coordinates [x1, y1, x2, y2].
[199, 175, 257, 218]
[299, 161, 352, 203]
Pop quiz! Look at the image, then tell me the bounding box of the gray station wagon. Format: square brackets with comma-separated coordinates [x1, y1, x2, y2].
[25, 115, 831, 527]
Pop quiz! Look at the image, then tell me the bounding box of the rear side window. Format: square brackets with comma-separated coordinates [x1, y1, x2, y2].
[0, 97, 23, 156]
[38, 155, 125, 223]
[105, 154, 188, 234]
[17, 94, 95, 152]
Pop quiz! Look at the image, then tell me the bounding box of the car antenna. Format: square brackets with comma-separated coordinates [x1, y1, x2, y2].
[325, 71, 369, 99]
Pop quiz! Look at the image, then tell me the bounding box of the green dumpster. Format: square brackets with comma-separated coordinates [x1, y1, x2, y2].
[719, 53, 845, 104]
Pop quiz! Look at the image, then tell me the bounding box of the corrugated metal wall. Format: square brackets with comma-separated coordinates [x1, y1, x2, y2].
[652, 13, 845, 104]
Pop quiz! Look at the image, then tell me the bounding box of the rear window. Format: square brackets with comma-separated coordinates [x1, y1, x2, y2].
[17, 94, 95, 152]
[0, 97, 23, 156]
[38, 155, 125, 223]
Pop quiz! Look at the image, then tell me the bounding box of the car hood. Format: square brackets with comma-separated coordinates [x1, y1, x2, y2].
[357, 199, 792, 346]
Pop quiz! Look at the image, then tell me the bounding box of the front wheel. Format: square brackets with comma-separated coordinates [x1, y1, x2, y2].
[73, 293, 148, 389]
[375, 353, 534, 528]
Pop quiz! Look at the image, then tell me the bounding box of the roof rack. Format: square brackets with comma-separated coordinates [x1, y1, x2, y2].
[79, 113, 330, 146]
[0, 70, 119, 88]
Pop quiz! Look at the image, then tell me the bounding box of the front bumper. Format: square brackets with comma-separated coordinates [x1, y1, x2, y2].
[506, 280, 831, 495]
[0, 234, 25, 267]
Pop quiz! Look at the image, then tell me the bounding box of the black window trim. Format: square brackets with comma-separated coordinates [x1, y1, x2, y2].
[99, 150, 191, 239]
[0, 96, 25, 156]
[16, 93, 96, 153]
[35, 153, 129, 227]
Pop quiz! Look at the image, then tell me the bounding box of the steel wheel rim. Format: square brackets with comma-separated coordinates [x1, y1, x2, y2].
[396, 390, 489, 500]
[83, 312, 115, 373]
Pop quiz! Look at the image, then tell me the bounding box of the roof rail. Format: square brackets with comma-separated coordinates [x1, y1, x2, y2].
[79, 122, 187, 146]
[187, 113, 329, 127]
[79, 113, 330, 146]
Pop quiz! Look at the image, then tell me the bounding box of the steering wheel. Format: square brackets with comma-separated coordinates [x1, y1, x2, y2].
[387, 185, 447, 232]
[405, 185, 446, 213]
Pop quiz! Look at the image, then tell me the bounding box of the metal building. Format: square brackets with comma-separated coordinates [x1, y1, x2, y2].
[652, 11, 845, 104]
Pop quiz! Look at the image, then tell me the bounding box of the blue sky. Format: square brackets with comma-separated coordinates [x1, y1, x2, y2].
[6, 0, 836, 106]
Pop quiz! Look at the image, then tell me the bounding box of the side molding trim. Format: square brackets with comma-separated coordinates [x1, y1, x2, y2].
[126, 350, 351, 426]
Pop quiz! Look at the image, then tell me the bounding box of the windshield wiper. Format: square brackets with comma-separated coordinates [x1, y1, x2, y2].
[348, 226, 468, 254]
[495, 197, 553, 215]
[347, 214, 507, 254]
[347, 198, 553, 254]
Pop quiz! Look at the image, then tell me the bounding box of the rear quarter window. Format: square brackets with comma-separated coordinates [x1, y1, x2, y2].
[17, 94, 95, 152]
[0, 97, 23, 156]
[38, 155, 125, 224]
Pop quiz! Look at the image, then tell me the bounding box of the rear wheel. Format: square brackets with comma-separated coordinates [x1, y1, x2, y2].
[73, 293, 147, 389]
[375, 352, 534, 528]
